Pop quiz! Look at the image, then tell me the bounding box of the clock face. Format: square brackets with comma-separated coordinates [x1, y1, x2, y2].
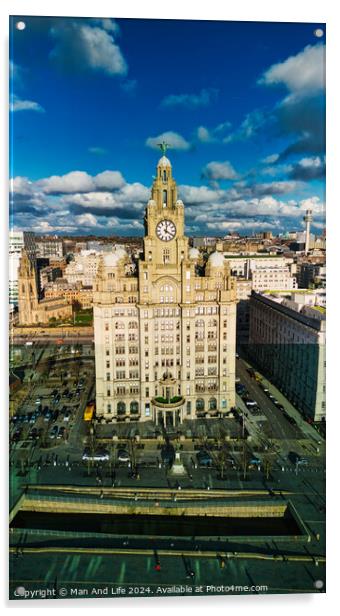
[156, 219, 176, 242]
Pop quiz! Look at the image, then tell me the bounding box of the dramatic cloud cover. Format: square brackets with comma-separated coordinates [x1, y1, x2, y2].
[10, 18, 325, 236]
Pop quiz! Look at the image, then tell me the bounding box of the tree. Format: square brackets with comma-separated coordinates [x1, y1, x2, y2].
[72, 300, 82, 314]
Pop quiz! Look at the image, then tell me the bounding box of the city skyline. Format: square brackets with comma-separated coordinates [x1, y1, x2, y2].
[10, 17, 325, 237]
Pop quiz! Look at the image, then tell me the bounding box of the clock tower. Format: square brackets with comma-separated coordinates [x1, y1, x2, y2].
[94, 145, 237, 426]
[143, 146, 188, 268]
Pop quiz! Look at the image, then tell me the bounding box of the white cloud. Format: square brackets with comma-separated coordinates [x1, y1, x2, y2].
[93, 18, 120, 35]
[61, 192, 120, 209]
[10, 177, 34, 196]
[300, 196, 324, 215]
[161, 88, 218, 108]
[195, 121, 232, 144]
[75, 213, 99, 227]
[223, 109, 266, 143]
[36, 170, 126, 194]
[261, 153, 279, 164]
[94, 170, 125, 190]
[10, 95, 45, 113]
[206, 220, 279, 232]
[37, 171, 95, 194]
[196, 126, 215, 143]
[201, 160, 239, 181]
[118, 182, 150, 202]
[9, 61, 25, 88]
[145, 131, 191, 151]
[259, 44, 325, 97]
[178, 185, 222, 204]
[50, 21, 128, 76]
[289, 156, 326, 180]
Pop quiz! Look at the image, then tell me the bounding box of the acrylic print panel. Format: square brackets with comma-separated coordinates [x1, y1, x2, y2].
[9, 15, 326, 600]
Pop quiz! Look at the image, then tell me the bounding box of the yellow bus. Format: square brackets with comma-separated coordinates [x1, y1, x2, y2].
[84, 403, 95, 421]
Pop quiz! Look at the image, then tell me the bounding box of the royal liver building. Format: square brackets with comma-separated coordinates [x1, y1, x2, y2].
[94, 150, 237, 426]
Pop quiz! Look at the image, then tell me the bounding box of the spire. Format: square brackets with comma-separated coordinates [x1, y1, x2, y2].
[151, 150, 176, 209]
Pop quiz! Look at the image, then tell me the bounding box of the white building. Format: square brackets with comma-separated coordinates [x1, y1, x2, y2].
[9, 231, 36, 306]
[94, 154, 237, 426]
[250, 264, 297, 291]
[35, 238, 64, 258]
[65, 250, 102, 287]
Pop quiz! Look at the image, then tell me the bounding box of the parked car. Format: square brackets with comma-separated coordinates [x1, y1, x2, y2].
[288, 451, 308, 465]
[12, 428, 22, 442]
[57, 426, 66, 439]
[95, 448, 109, 461]
[117, 449, 130, 463]
[49, 425, 59, 439]
[28, 427, 38, 440]
[248, 457, 261, 469]
[82, 447, 109, 462]
[196, 450, 212, 467]
[63, 410, 71, 423]
[236, 383, 246, 395]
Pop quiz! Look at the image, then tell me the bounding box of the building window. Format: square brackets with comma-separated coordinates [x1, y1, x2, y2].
[117, 401, 126, 415]
[186, 401, 191, 415]
[196, 398, 204, 411]
[130, 401, 139, 414]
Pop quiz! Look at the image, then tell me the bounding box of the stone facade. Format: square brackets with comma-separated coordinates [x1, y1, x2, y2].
[18, 251, 72, 325]
[249, 291, 326, 421]
[93, 155, 237, 426]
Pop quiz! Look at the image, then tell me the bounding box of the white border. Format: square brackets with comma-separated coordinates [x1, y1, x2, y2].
[1, 1, 339, 614]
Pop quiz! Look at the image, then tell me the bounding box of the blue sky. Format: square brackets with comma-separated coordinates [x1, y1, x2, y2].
[10, 16, 326, 236]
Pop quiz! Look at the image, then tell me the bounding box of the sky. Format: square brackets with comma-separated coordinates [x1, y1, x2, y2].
[9, 16, 326, 237]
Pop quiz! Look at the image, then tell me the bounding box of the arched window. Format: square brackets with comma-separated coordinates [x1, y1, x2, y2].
[163, 170, 167, 181]
[130, 401, 139, 414]
[209, 397, 217, 410]
[196, 398, 204, 411]
[117, 401, 126, 415]
[163, 190, 167, 207]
